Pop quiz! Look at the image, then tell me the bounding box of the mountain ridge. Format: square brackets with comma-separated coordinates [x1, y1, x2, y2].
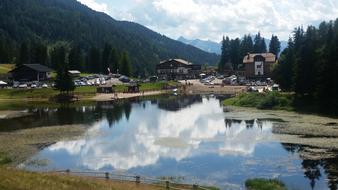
[0, 0, 219, 75]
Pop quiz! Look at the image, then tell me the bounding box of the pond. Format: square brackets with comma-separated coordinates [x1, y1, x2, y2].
[3, 95, 338, 190]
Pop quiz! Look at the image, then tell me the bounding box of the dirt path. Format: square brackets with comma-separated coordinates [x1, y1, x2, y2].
[92, 90, 168, 101]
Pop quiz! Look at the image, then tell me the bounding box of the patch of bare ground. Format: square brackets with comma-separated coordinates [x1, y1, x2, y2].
[0, 124, 88, 165]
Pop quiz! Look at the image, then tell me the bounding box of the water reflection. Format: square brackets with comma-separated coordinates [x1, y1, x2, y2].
[3, 95, 336, 190]
[281, 143, 338, 190]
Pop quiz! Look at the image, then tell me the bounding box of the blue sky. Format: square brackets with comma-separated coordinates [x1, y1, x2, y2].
[77, 0, 338, 42]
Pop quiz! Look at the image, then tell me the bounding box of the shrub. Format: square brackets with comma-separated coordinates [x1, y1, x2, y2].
[245, 178, 287, 190]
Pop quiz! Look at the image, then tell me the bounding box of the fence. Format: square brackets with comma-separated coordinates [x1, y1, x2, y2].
[51, 169, 214, 190]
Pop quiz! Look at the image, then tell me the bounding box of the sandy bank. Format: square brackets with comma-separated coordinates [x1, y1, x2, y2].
[92, 90, 168, 101]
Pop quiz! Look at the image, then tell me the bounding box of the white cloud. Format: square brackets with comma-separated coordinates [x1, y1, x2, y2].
[104, 0, 338, 41]
[77, 0, 108, 14]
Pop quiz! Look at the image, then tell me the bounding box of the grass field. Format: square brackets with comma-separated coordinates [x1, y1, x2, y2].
[0, 86, 96, 100]
[0, 167, 164, 190]
[0, 64, 15, 74]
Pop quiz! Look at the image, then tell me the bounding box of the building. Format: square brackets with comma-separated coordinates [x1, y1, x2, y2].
[243, 53, 276, 78]
[156, 59, 201, 80]
[68, 70, 81, 78]
[9, 64, 53, 82]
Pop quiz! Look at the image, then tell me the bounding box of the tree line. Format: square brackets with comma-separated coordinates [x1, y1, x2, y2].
[11, 41, 132, 77]
[218, 32, 281, 72]
[273, 19, 338, 114]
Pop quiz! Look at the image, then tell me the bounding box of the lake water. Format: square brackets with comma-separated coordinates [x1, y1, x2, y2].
[5, 95, 337, 190]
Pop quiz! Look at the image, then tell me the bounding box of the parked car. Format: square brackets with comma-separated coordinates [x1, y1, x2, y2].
[18, 83, 28, 88]
[42, 84, 48, 88]
[119, 76, 130, 83]
[247, 86, 258, 92]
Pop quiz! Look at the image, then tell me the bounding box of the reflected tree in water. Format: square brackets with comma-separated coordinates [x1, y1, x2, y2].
[302, 159, 322, 190]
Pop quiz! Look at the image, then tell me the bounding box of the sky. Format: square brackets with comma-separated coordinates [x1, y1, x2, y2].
[77, 0, 338, 42]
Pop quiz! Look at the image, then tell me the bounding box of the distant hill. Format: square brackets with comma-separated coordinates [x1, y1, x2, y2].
[178, 36, 288, 56]
[178, 36, 221, 55]
[0, 0, 219, 75]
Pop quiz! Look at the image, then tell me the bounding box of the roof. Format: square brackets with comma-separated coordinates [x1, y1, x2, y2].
[243, 53, 276, 64]
[10, 64, 53, 72]
[68, 70, 81, 74]
[159, 59, 192, 65]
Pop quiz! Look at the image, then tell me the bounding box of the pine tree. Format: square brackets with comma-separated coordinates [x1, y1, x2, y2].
[31, 42, 48, 65]
[101, 44, 112, 74]
[269, 35, 281, 57]
[109, 48, 120, 74]
[317, 24, 338, 113]
[230, 38, 241, 70]
[119, 51, 132, 76]
[253, 32, 263, 53]
[69, 46, 83, 70]
[294, 26, 319, 97]
[53, 45, 75, 93]
[17, 42, 30, 67]
[273, 38, 295, 91]
[87, 47, 101, 73]
[218, 36, 230, 72]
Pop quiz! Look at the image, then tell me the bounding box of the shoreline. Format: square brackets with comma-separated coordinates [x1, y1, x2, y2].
[92, 90, 169, 101]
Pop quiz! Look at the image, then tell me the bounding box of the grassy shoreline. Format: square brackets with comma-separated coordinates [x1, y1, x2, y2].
[223, 92, 294, 111]
[0, 81, 179, 101]
[0, 167, 164, 190]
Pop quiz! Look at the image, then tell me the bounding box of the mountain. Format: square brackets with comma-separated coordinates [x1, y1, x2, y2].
[0, 0, 219, 75]
[179, 36, 288, 56]
[178, 36, 221, 55]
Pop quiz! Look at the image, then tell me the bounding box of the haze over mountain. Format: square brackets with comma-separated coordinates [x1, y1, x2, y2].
[178, 36, 288, 55]
[0, 0, 219, 75]
[178, 37, 221, 55]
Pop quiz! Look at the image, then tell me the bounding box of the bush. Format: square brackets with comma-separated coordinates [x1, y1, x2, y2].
[0, 153, 12, 165]
[223, 92, 294, 111]
[245, 178, 287, 190]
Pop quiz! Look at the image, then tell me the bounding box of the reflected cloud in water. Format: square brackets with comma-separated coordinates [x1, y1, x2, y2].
[31, 97, 274, 171]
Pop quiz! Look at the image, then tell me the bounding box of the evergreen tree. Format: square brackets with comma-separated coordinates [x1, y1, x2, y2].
[253, 32, 263, 53]
[31, 42, 48, 65]
[109, 48, 120, 74]
[17, 42, 30, 67]
[273, 38, 295, 91]
[53, 45, 75, 93]
[119, 51, 132, 76]
[101, 44, 112, 74]
[218, 36, 231, 72]
[229, 38, 241, 70]
[260, 38, 267, 53]
[68, 46, 83, 70]
[87, 47, 101, 73]
[240, 35, 253, 56]
[316, 24, 338, 112]
[293, 26, 319, 97]
[269, 35, 281, 57]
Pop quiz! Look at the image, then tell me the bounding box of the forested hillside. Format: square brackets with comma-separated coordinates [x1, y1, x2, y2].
[0, 0, 219, 76]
